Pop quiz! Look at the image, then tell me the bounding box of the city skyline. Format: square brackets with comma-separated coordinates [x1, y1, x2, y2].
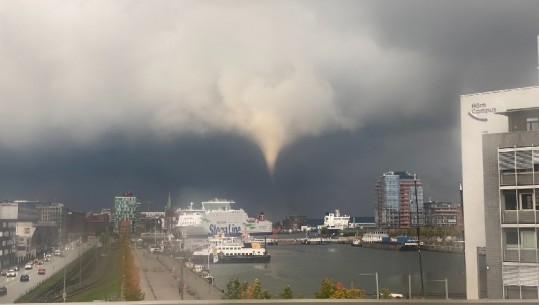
[1, 1, 539, 220]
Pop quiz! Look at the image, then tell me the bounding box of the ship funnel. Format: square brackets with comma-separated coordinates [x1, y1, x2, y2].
[258, 212, 265, 221]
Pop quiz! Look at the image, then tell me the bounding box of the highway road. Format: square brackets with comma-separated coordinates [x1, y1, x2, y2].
[0, 241, 94, 303]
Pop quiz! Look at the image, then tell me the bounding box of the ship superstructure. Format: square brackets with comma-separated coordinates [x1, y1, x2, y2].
[324, 209, 351, 231]
[176, 198, 273, 237]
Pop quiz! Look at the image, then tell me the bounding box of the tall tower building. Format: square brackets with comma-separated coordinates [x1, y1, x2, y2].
[461, 84, 539, 299]
[375, 171, 424, 228]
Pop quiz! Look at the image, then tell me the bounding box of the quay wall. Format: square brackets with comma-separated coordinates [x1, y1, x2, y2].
[268, 236, 464, 253]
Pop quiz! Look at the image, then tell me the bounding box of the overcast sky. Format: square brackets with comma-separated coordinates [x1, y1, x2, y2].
[1, 0, 538, 220]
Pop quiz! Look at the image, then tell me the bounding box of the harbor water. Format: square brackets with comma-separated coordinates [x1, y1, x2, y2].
[207, 244, 473, 299]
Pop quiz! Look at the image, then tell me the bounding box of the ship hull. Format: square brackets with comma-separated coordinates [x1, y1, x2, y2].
[190, 253, 271, 264]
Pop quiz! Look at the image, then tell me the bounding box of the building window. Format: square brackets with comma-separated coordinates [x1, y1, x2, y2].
[504, 191, 517, 210]
[505, 229, 518, 249]
[520, 229, 536, 249]
[516, 150, 533, 172]
[526, 117, 539, 131]
[519, 193, 534, 210]
[499, 151, 515, 173]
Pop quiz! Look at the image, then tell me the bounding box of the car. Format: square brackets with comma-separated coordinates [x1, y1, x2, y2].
[390, 293, 404, 299]
[12, 266, 19, 271]
[37, 260, 44, 265]
[6, 269, 16, 277]
[44, 257, 51, 262]
[24, 264, 33, 270]
[37, 268, 45, 275]
[19, 274, 29, 282]
[0, 286, 6, 296]
[0, 270, 6, 276]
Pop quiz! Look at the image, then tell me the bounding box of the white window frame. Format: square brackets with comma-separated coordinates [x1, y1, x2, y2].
[519, 192, 534, 210]
[526, 117, 539, 131]
[505, 229, 519, 249]
[520, 229, 536, 249]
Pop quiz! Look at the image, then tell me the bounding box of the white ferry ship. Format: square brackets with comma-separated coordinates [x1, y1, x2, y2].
[176, 198, 273, 237]
[190, 234, 270, 264]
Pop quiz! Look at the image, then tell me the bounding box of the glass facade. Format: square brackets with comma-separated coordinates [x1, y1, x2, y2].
[375, 171, 423, 228]
[498, 146, 539, 299]
[113, 196, 141, 234]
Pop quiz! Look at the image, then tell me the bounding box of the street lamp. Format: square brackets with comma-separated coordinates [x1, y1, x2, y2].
[428, 278, 449, 299]
[414, 174, 425, 298]
[79, 237, 82, 287]
[63, 253, 66, 303]
[359, 272, 379, 299]
[178, 257, 184, 300]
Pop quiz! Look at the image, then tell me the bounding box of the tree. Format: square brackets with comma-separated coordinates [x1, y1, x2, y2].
[314, 278, 336, 298]
[121, 234, 144, 301]
[379, 287, 392, 299]
[320, 227, 329, 236]
[242, 279, 271, 299]
[314, 278, 364, 299]
[223, 278, 247, 299]
[224, 278, 271, 299]
[279, 285, 294, 299]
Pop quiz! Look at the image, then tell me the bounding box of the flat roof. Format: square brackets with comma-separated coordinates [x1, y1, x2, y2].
[496, 106, 539, 115]
[460, 84, 539, 98]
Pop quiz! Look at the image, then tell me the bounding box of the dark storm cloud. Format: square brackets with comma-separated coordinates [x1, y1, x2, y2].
[0, 133, 284, 216]
[1, 0, 538, 220]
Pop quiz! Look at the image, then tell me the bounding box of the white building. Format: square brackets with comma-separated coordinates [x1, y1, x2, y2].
[461, 56, 539, 298]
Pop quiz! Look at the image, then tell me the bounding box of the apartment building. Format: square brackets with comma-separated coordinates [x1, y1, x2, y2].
[375, 171, 424, 228]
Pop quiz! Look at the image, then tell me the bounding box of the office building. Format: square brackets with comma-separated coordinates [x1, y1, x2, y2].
[0, 202, 56, 263]
[423, 201, 463, 227]
[374, 171, 424, 228]
[86, 213, 111, 236]
[113, 192, 141, 234]
[482, 108, 539, 299]
[461, 81, 539, 298]
[0, 219, 16, 269]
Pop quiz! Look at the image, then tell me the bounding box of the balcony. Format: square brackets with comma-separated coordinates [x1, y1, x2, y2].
[504, 249, 538, 263]
[502, 210, 539, 224]
[500, 172, 539, 186]
[504, 249, 519, 262]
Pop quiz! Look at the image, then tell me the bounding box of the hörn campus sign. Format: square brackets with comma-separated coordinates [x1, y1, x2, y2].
[468, 102, 496, 122]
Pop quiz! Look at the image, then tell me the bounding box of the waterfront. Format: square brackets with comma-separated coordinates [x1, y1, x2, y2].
[208, 244, 473, 299]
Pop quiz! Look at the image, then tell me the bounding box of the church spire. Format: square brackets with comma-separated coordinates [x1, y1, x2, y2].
[166, 192, 172, 210]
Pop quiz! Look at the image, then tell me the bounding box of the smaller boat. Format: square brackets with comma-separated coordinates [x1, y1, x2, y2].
[399, 239, 419, 251]
[351, 239, 362, 247]
[301, 237, 330, 245]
